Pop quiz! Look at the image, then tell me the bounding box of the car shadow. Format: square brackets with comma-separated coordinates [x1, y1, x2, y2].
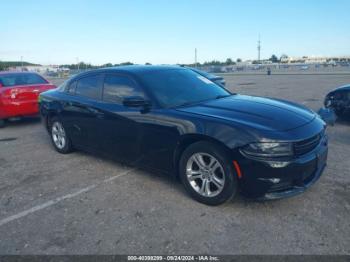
[3, 116, 41, 128]
[74, 149, 182, 188]
[66, 149, 266, 207]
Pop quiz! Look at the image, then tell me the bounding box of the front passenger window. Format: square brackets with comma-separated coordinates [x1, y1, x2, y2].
[103, 75, 144, 104]
[76, 75, 102, 100]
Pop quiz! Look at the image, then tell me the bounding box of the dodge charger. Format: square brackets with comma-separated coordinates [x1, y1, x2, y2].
[39, 66, 328, 205]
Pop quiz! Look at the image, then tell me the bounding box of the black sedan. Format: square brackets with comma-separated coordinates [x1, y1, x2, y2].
[324, 84, 350, 117]
[39, 66, 328, 205]
[186, 67, 226, 87]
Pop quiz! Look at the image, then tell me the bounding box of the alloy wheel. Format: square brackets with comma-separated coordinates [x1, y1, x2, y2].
[186, 152, 225, 197]
[52, 122, 66, 149]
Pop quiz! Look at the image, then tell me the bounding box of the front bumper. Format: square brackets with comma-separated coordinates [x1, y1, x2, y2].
[237, 135, 328, 200]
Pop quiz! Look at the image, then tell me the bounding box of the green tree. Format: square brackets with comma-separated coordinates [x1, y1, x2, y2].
[236, 58, 242, 63]
[119, 62, 134, 66]
[269, 54, 279, 63]
[225, 58, 234, 65]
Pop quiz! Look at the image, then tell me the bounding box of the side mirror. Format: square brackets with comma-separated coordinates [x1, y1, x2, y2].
[123, 96, 150, 108]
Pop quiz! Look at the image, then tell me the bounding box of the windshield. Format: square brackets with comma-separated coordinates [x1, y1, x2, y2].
[0, 73, 48, 87]
[139, 69, 230, 108]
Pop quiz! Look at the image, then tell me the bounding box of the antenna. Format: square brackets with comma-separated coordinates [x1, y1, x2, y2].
[257, 35, 261, 63]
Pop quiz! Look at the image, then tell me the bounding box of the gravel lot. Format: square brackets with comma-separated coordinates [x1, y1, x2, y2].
[0, 74, 349, 255]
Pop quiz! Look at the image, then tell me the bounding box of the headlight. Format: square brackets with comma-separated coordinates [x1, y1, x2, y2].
[241, 142, 293, 157]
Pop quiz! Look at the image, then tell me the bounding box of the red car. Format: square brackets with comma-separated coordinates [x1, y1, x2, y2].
[0, 71, 56, 127]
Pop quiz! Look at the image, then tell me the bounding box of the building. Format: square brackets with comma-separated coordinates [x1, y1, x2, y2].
[281, 56, 350, 64]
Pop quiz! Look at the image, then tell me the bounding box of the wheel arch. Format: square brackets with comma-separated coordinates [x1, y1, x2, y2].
[173, 134, 234, 179]
[44, 111, 59, 132]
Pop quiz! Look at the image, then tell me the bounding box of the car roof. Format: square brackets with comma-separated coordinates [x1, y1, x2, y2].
[71, 65, 186, 80]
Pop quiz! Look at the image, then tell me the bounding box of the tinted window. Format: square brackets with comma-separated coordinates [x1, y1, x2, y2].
[66, 80, 77, 94]
[0, 73, 48, 87]
[103, 74, 144, 104]
[76, 75, 101, 100]
[138, 69, 230, 108]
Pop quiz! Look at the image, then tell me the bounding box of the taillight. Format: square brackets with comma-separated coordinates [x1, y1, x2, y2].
[1, 88, 14, 99]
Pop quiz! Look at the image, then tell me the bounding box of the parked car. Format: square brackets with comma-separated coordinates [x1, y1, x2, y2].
[0, 72, 56, 127]
[324, 84, 350, 117]
[186, 67, 226, 87]
[39, 66, 328, 205]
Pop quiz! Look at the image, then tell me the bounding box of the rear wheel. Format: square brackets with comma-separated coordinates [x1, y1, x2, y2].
[50, 117, 73, 154]
[0, 119, 5, 128]
[179, 141, 238, 206]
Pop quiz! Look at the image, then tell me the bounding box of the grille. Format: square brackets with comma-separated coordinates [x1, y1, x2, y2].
[294, 133, 322, 156]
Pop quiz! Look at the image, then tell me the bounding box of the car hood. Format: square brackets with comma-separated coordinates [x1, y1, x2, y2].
[176, 95, 316, 131]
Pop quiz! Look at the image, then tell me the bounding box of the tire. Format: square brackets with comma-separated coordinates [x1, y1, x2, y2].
[179, 141, 238, 206]
[49, 117, 73, 154]
[0, 119, 5, 128]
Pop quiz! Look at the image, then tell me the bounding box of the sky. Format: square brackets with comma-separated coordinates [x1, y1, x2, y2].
[1, 0, 350, 65]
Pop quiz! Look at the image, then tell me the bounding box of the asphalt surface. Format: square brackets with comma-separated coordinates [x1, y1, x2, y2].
[0, 74, 349, 254]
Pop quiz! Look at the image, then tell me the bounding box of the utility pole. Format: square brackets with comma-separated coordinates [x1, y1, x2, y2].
[194, 48, 197, 68]
[257, 35, 261, 63]
[21, 56, 23, 71]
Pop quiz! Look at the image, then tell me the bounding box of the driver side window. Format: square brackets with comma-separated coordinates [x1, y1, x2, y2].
[102, 74, 144, 104]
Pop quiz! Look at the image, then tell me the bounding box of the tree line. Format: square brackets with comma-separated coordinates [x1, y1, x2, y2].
[0, 61, 40, 71]
[0, 54, 289, 71]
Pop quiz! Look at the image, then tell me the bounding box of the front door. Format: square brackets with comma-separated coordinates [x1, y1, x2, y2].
[97, 73, 146, 162]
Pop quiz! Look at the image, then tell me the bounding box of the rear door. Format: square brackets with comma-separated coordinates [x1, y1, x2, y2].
[60, 74, 104, 150]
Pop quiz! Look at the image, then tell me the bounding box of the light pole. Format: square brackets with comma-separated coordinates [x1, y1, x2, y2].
[21, 56, 23, 71]
[257, 35, 261, 63]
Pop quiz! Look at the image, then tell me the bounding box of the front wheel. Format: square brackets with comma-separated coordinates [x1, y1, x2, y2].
[179, 141, 238, 206]
[50, 117, 73, 154]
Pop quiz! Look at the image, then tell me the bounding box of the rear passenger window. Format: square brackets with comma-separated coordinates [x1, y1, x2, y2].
[103, 75, 144, 104]
[66, 80, 77, 94]
[76, 75, 102, 100]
